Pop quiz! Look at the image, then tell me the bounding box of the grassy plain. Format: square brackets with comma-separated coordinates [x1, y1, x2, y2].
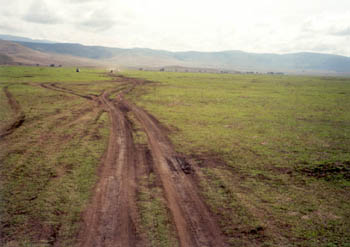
[0, 66, 183, 247]
[0, 88, 14, 127]
[1, 66, 349, 246]
[122, 70, 350, 246]
[0, 67, 111, 246]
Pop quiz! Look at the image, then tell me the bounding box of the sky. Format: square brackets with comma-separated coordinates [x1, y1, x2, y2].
[1, 0, 350, 56]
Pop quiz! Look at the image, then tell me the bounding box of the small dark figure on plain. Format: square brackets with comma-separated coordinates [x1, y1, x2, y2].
[110, 70, 113, 73]
[76, 68, 80, 72]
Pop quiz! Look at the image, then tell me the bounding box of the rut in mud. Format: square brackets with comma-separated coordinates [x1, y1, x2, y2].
[0, 86, 25, 138]
[78, 90, 142, 247]
[40, 79, 226, 246]
[122, 99, 226, 247]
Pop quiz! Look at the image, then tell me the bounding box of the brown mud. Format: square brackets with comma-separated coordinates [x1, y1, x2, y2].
[78, 91, 142, 247]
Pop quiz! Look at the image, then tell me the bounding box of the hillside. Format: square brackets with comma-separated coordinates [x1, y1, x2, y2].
[14, 40, 350, 74]
[1, 33, 350, 74]
[14, 42, 193, 68]
[0, 40, 109, 67]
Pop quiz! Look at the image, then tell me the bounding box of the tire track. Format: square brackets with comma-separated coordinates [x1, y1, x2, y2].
[122, 99, 227, 247]
[0, 87, 25, 138]
[39, 79, 227, 246]
[78, 91, 141, 247]
[37, 82, 142, 246]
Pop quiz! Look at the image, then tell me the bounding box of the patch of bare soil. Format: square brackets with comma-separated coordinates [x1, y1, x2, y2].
[300, 161, 350, 181]
[0, 87, 25, 138]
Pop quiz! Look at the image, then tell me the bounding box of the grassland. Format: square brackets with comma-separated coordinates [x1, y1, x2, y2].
[0, 87, 14, 127]
[0, 67, 111, 246]
[1, 66, 349, 246]
[0, 66, 107, 83]
[122, 71, 350, 247]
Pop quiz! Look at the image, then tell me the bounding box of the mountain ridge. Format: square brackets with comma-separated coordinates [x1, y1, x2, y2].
[0, 40, 109, 67]
[1, 34, 350, 74]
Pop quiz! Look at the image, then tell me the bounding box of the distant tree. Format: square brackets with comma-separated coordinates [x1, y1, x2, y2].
[160, 68, 165, 72]
[139, 68, 143, 71]
[50, 64, 55, 67]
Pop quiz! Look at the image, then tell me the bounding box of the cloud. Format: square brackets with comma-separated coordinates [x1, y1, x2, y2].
[330, 27, 350, 36]
[1, 0, 350, 56]
[65, 0, 101, 4]
[23, 0, 61, 24]
[66, 0, 100, 2]
[79, 18, 116, 32]
[0, 23, 20, 32]
[77, 7, 130, 32]
[78, 11, 115, 32]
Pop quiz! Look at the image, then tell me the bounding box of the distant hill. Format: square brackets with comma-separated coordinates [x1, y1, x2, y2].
[172, 50, 350, 73]
[0, 40, 109, 67]
[0, 34, 55, 44]
[1, 34, 350, 74]
[0, 53, 13, 64]
[14, 41, 350, 74]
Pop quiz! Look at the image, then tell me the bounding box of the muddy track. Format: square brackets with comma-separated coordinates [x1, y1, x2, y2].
[0, 87, 25, 138]
[78, 91, 141, 247]
[122, 99, 226, 247]
[39, 79, 226, 246]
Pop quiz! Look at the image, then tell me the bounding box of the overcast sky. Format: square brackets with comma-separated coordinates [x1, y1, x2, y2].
[1, 0, 350, 56]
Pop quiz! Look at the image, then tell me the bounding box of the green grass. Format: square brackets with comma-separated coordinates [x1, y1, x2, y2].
[0, 86, 14, 127]
[122, 70, 350, 246]
[137, 173, 179, 247]
[1, 66, 349, 246]
[0, 67, 111, 246]
[0, 66, 107, 84]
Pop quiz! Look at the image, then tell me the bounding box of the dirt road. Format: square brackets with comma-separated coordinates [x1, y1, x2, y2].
[40, 77, 227, 247]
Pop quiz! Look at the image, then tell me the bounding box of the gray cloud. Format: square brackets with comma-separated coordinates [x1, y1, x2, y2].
[1, 0, 349, 56]
[308, 43, 336, 52]
[78, 9, 121, 32]
[0, 23, 20, 32]
[330, 27, 350, 36]
[80, 19, 116, 32]
[23, 0, 61, 24]
[66, 0, 100, 4]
